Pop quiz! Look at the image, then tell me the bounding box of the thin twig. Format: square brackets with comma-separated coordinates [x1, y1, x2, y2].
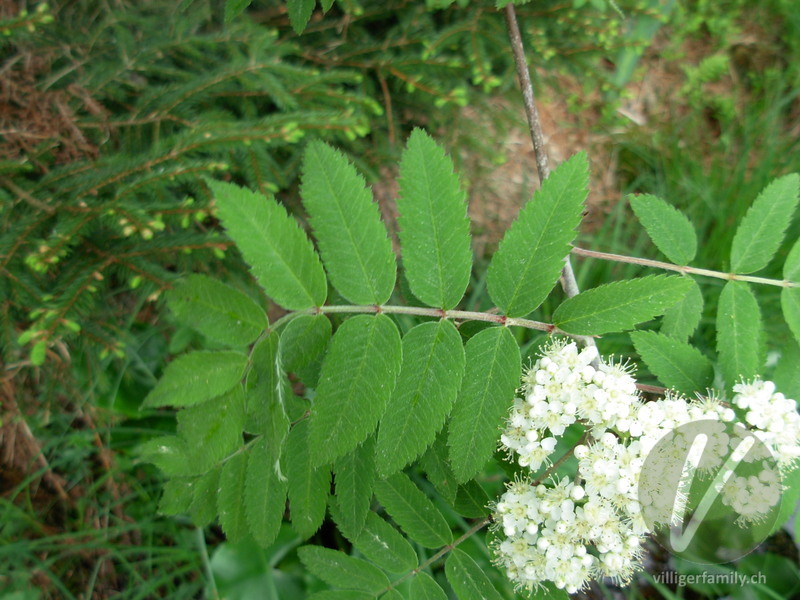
[571, 246, 799, 288]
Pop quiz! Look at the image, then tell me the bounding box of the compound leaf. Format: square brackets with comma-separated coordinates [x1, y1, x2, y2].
[397, 128, 472, 309]
[244, 437, 288, 548]
[410, 572, 448, 600]
[448, 326, 520, 483]
[730, 174, 800, 274]
[630, 330, 713, 395]
[279, 314, 331, 373]
[309, 314, 402, 466]
[376, 320, 465, 477]
[297, 546, 391, 593]
[286, 420, 330, 539]
[445, 548, 503, 600]
[629, 194, 697, 265]
[176, 385, 245, 474]
[374, 472, 452, 549]
[287, 0, 315, 34]
[167, 274, 267, 347]
[717, 281, 764, 389]
[218, 449, 250, 543]
[301, 141, 396, 305]
[208, 180, 327, 310]
[143, 350, 247, 408]
[660, 278, 703, 342]
[334, 510, 418, 574]
[553, 275, 692, 336]
[487, 152, 588, 317]
[333, 436, 376, 539]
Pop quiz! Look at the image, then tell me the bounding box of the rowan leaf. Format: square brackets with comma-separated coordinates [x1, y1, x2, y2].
[297, 546, 391, 593]
[309, 314, 402, 466]
[445, 548, 503, 600]
[730, 174, 800, 274]
[717, 281, 764, 389]
[553, 275, 692, 335]
[245, 332, 290, 447]
[167, 274, 267, 346]
[287, 0, 316, 34]
[487, 152, 588, 317]
[397, 128, 472, 309]
[333, 436, 376, 539]
[189, 466, 220, 527]
[448, 326, 520, 483]
[286, 420, 330, 539]
[410, 572, 448, 600]
[244, 437, 288, 548]
[344, 511, 418, 574]
[208, 179, 327, 310]
[629, 194, 697, 265]
[660, 278, 703, 342]
[218, 449, 250, 543]
[301, 141, 396, 304]
[783, 238, 800, 345]
[376, 320, 465, 476]
[453, 480, 490, 518]
[143, 350, 248, 408]
[374, 472, 452, 549]
[630, 331, 713, 395]
[176, 386, 245, 474]
[279, 314, 331, 373]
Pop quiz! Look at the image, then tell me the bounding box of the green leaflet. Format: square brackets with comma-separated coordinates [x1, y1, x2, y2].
[448, 326, 520, 483]
[785, 237, 800, 282]
[783, 239, 800, 345]
[445, 548, 503, 600]
[331, 508, 418, 574]
[376, 320, 465, 477]
[301, 141, 396, 305]
[381, 591, 404, 600]
[374, 472, 452, 549]
[396, 128, 472, 309]
[420, 431, 458, 504]
[159, 477, 194, 516]
[716, 281, 764, 389]
[189, 466, 220, 527]
[218, 450, 250, 544]
[143, 350, 248, 408]
[287, 0, 315, 34]
[775, 341, 800, 400]
[453, 480, 490, 518]
[176, 386, 245, 475]
[279, 314, 331, 373]
[730, 174, 800, 274]
[309, 314, 402, 466]
[244, 437, 288, 548]
[487, 152, 588, 317]
[286, 420, 330, 539]
[553, 275, 692, 336]
[208, 180, 327, 310]
[629, 194, 697, 265]
[660, 278, 703, 342]
[410, 572, 447, 600]
[630, 331, 713, 395]
[297, 546, 391, 594]
[245, 332, 291, 447]
[781, 288, 800, 347]
[224, 0, 251, 23]
[138, 435, 190, 477]
[167, 274, 267, 347]
[333, 436, 377, 539]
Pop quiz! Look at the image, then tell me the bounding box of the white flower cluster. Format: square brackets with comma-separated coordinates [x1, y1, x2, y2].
[732, 379, 800, 470]
[491, 339, 800, 594]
